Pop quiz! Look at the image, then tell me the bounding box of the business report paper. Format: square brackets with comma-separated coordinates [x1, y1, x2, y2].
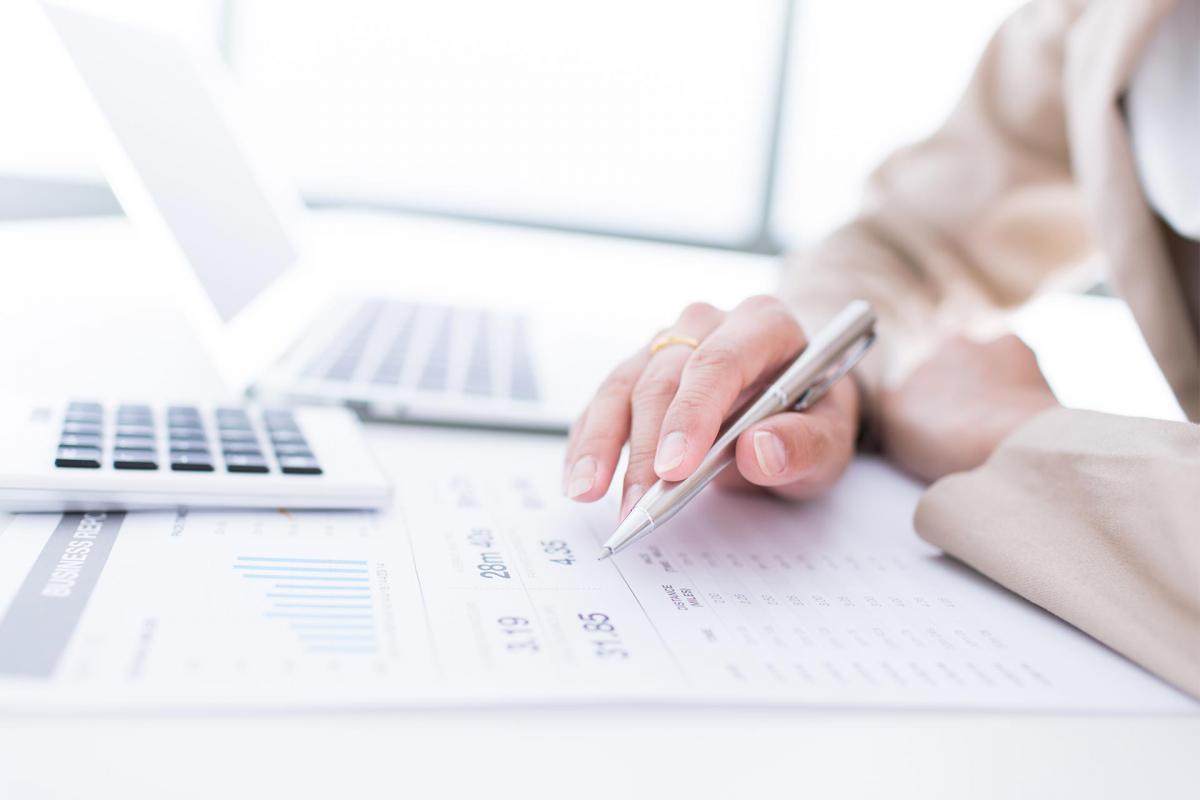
[0, 426, 1192, 711]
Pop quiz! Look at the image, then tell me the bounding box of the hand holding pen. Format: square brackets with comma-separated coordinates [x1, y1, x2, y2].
[562, 296, 875, 553]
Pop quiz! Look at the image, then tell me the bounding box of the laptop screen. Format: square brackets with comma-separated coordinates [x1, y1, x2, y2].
[43, 3, 299, 321]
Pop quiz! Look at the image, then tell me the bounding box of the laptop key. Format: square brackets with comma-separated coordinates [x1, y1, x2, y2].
[278, 455, 323, 475]
[322, 305, 383, 382]
[216, 409, 251, 427]
[117, 403, 152, 416]
[418, 310, 453, 392]
[113, 449, 158, 470]
[55, 446, 102, 468]
[464, 312, 492, 396]
[114, 436, 156, 450]
[225, 454, 269, 474]
[170, 453, 214, 472]
[65, 410, 103, 425]
[170, 442, 211, 455]
[169, 427, 208, 442]
[117, 424, 156, 439]
[269, 429, 307, 444]
[60, 433, 103, 449]
[509, 316, 539, 401]
[219, 429, 258, 443]
[271, 442, 313, 457]
[63, 421, 103, 436]
[221, 441, 263, 455]
[68, 401, 103, 414]
[370, 304, 417, 385]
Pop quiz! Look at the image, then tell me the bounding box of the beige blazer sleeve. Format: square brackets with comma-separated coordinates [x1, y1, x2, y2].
[915, 408, 1200, 699]
[778, 0, 1200, 700]
[780, 0, 1092, 403]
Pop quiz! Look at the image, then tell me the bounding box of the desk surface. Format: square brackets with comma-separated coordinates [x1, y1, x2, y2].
[0, 213, 1195, 799]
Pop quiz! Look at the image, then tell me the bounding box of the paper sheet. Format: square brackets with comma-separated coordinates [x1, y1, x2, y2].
[0, 426, 1193, 711]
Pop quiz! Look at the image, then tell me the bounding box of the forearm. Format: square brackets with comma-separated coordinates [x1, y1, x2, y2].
[914, 407, 1200, 698]
[779, 0, 1093, 407]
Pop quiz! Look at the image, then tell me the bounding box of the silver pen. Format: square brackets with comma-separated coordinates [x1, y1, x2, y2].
[598, 300, 877, 560]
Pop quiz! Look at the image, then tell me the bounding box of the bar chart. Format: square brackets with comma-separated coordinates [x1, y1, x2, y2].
[234, 556, 379, 656]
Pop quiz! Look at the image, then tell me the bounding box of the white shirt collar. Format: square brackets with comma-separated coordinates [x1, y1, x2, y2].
[1126, 0, 1200, 239]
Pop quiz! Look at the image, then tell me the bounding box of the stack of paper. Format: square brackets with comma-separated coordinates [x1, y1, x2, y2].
[0, 426, 1192, 712]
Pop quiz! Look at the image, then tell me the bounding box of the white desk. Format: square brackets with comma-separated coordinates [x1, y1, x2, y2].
[0, 213, 1195, 799]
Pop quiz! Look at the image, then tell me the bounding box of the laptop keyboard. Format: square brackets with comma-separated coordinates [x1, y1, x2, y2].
[54, 402, 322, 475]
[304, 301, 540, 402]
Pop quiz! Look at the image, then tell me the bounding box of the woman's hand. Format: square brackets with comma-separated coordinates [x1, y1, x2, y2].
[879, 334, 1059, 482]
[563, 295, 861, 518]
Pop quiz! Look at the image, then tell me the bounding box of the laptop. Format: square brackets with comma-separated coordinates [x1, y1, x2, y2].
[40, 1, 635, 432]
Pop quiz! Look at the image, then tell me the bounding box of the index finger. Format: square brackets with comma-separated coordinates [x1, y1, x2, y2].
[561, 348, 650, 501]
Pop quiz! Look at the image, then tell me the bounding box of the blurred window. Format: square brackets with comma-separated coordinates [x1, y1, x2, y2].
[231, 1, 785, 246]
[0, 0, 1023, 250]
[0, 0, 221, 180]
[772, 0, 1022, 248]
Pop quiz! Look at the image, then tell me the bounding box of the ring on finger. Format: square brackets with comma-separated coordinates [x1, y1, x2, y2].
[649, 334, 701, 356]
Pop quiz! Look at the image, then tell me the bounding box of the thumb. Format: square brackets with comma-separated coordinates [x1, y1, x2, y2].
[732, 380, 858, 499]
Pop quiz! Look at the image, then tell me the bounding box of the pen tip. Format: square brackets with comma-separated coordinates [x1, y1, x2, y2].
[597, 547, 613, 562]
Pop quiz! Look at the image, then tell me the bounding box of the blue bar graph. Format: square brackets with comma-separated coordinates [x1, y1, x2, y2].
[274, 583, 372, 590]
[265, 618, 372, 623]
[291, 623, 374, 630]
[266, 593, 372, 600]
[233, 565, 367, 573]
[236, 557, 368, 565]
[238, 554, 379, 656]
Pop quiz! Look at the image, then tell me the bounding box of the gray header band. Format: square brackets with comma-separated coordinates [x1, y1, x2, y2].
[0, 512, 124, 678]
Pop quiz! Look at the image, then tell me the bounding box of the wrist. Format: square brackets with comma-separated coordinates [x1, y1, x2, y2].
[987, 389, 1060, 450]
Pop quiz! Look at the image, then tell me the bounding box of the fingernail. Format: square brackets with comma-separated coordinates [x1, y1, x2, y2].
[753, 430, 787, 476]
[565, 456, 597, 499]
[654, 431, 688, 474]
[620, 484, 644, 519]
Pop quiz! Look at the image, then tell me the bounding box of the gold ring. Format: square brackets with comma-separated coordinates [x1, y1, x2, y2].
[649, 334, 701, 355]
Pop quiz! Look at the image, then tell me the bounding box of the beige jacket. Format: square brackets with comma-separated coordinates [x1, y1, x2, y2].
[782, 0, 1200, 698]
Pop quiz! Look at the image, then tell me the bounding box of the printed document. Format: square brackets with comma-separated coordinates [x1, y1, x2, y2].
[0, 426, 1192, 711]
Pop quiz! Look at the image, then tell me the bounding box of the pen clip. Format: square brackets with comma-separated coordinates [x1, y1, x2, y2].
[792, 332, 875, 412]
